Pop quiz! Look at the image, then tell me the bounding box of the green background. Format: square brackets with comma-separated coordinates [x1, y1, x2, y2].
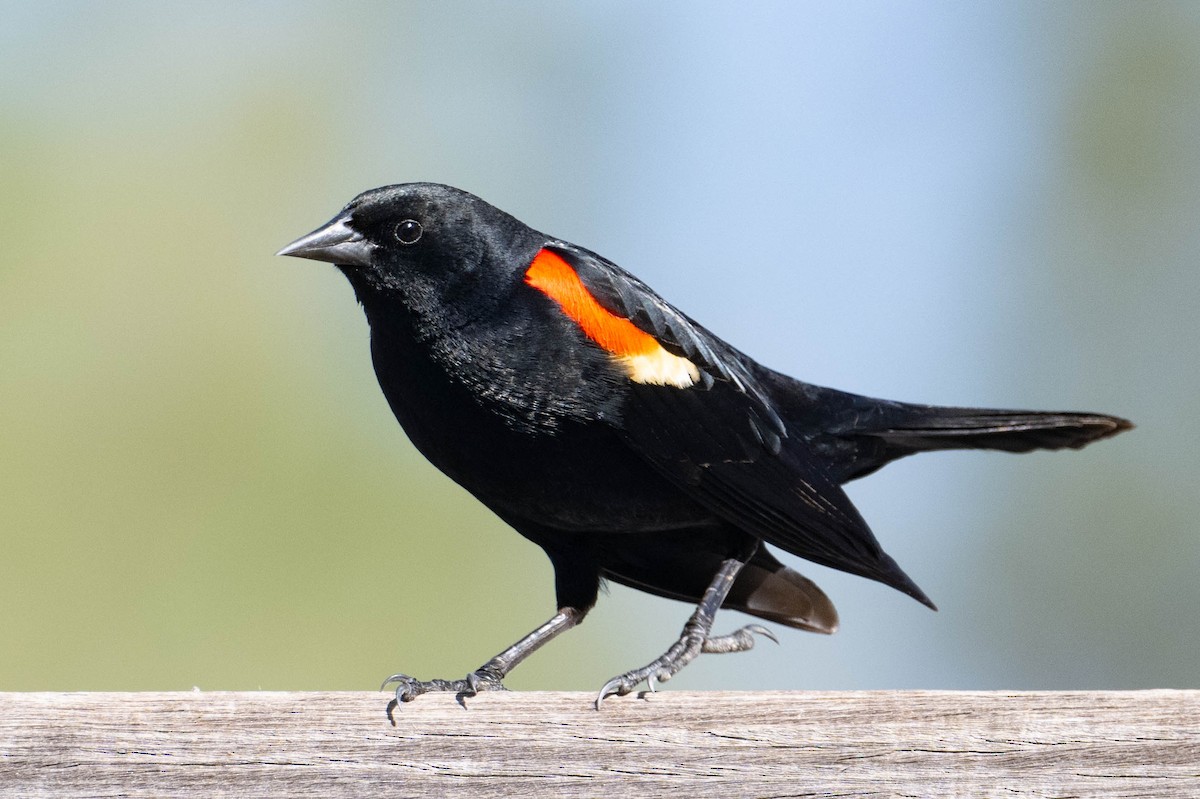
[2, 2, 1196, 692]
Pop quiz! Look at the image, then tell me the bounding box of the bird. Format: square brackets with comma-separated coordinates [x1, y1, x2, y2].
[277, 183, 1131, 709]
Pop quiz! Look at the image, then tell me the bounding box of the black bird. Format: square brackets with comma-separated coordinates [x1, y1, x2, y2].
[277, 183, 1131, 707]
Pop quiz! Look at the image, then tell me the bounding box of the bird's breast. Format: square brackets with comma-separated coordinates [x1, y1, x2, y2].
[365, 319, 710, 533]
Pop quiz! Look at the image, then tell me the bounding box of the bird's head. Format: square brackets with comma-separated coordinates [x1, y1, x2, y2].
[278, 183, 543, 330]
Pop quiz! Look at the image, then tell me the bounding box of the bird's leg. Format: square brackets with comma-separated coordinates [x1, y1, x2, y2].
[384, 607, 582, 711]
[595, 556, 775, 708]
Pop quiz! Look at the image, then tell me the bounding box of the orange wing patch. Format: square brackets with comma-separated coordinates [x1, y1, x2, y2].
[525, 249, 699, 388]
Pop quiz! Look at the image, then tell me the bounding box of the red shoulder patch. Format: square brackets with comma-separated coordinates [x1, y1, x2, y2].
[524, 248, 659, 358]
[524, 248, 700, 388]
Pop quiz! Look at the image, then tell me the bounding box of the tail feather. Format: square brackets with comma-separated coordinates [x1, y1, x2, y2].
[831, 404, 1132, 482]
[754, 365, 1132, 485]
[870, 407, 1133, 454]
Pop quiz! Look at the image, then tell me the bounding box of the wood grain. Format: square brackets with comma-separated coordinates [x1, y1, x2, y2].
[1, 691, 1197, 797]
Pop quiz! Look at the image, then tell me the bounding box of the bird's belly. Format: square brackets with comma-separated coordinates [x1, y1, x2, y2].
[427, 415, 711, 532]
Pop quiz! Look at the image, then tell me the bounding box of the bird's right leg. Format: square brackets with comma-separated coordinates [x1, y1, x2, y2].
[595, 554, 774, 707]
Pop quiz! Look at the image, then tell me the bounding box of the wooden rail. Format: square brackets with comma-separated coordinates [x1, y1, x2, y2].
[1, 690, 1197, 797]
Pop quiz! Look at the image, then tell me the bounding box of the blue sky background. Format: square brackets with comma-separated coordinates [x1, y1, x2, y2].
[2, 2, 1197, 692]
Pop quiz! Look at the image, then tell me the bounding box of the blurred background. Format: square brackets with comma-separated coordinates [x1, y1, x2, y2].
[2, 2, 1197, 693]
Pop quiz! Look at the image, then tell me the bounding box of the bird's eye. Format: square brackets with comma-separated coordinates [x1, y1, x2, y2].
[394, 219, 422, 245]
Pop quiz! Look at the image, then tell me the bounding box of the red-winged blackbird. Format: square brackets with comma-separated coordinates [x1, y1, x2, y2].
[278, 183, 1131, 708]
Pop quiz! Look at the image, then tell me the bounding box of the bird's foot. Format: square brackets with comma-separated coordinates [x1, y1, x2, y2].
[382, 667, 507, 716]
[595, 623, 776, 708]
[701, 623, 778, 653]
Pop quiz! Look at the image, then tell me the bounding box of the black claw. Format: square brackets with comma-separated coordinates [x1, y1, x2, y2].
[381, 669, 508, 711]
[465, 670, 508, 695]
[749, 624, 779, 645]
[595, 676, 633, 709]
[380, 672, 416, 692]
[701, 623, 778, 654]
[597, 623, 776, 707]
[393, 676, 428, 704]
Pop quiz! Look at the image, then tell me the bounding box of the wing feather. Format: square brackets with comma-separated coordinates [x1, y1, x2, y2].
[541, 242, 933, 606]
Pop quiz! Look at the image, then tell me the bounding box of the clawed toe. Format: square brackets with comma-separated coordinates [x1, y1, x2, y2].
[594, 657, 686, 708]
[595, 672, 655, 708]
[381, 672, 426, 703]
[465, 670, 507, 694]
[595, 622, 777, 708]
[702, 623, 778, 653]
[382, 669, 508, 708]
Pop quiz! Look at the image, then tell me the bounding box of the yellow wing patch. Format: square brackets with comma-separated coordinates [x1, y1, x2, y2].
[524, 249, 699, 388]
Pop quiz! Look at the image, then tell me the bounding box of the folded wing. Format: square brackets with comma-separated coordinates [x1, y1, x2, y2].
[537, 243, 934, 607]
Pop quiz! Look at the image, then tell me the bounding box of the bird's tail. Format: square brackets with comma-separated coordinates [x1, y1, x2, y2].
[836, 402, 1132, 481]
[755, 368, 1132, 480]
[864, 405, 1132, 454]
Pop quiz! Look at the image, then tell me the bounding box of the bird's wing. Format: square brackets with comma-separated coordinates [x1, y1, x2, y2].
[529, 242, 932, 607]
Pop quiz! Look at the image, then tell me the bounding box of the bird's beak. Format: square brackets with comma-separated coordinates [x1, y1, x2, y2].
[276, 216, 374, 267]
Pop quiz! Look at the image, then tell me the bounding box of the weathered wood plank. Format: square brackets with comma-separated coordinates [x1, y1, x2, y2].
[1, 691, 1197, 797]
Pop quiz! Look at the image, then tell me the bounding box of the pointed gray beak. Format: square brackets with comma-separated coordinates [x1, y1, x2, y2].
[276, 216, 374, 267]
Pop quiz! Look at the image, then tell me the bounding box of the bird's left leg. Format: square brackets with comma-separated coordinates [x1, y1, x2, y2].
[383, 606, 582, 710]
[384, 534, 599, 715]
[595, 554, 775, 708]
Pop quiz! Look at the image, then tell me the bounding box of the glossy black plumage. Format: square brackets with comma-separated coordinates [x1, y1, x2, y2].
[277, 183, 1131, 705]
